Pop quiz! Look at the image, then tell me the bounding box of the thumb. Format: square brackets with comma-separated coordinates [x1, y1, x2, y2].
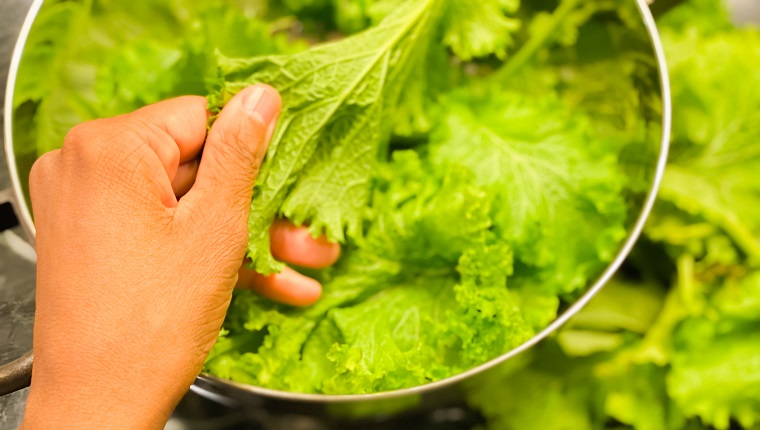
[182, 84, 281, 215]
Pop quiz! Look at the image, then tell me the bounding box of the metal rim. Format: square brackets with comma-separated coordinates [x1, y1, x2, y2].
[5, 0, 671, 403]
[4, 0, 41, 242]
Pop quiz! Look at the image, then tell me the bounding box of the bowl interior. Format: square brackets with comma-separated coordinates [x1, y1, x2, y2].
[5, 0, 670, 400]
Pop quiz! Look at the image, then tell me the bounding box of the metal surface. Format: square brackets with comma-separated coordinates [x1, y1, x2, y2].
[0, 0, 36, 426]
[0, 351, 32, 397]
[0, 0, 38, 395]
[3, 0, 40, 243]
[0, 0, 672, 423]
[731, 0, 760, 24]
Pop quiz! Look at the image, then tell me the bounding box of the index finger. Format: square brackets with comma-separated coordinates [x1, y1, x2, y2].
[128, 96, 211, 163]
[115, 96, 210, 182]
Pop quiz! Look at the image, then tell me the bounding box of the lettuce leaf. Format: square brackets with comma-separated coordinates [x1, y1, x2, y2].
[430, 90, 628, 296]
[328, 0, 521, 60]
[18, 0, 642, 399]
[209, 0, 444, 274]
[466, 2, 760, 428]
[13, 0, 299, 158]
[656, 27, 760, 264]
[207, 152, 537, 393]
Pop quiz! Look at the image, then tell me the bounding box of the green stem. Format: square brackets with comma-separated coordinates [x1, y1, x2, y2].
[660, 169, 760, 266]
[492, 0, 581, 82]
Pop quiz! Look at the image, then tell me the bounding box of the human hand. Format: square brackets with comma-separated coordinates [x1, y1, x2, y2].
[21, 84, 338, 429]
[238, 218, 340, 306]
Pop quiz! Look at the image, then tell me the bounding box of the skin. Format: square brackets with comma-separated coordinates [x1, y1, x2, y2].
[20, 85, 339, 429]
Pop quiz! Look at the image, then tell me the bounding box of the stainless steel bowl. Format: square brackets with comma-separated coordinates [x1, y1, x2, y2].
[0, 0, 671, 423]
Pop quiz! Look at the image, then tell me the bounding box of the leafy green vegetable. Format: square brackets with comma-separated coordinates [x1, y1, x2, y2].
[17, 0, 644, 396]
[657, 27, 760, 264]
[202, 0, 645, 391]
[207, 152, 538, 393]
[429, 89, 628, 296]
[326, 0, 521, 60]
[13, 0, 300, 157]
[209, 0, 443, 274]
[466, 1, 760, 428]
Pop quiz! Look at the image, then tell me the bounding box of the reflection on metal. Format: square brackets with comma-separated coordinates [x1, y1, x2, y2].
[0, 351, 32, 397]
[3, 0, 41, 244]
[0, 230, 36, 263]
[729, 0, 760, 25]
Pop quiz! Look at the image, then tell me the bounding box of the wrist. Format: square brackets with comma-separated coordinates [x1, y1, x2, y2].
[21, 360, 188, 430]
[21, 291, 213, 430]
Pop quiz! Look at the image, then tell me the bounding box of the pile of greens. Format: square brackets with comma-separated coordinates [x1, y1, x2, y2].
[466, 1, 760, 429]
[14, 0, 656, 394]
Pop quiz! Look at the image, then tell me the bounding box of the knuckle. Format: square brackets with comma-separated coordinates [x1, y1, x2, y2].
[62, 119, 148, 165]
[62, 122, 99, 152]
[29, 150, 60, 187]
[50, 118, 163, 201]
[61, 121, 111, 168]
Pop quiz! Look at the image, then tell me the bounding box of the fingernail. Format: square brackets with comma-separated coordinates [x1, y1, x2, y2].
[242, 85, 280, 126]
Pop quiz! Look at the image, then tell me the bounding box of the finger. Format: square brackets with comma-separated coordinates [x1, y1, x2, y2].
[58, 119, 181, 208]
[270, 220, 341, 269]
[237, 265, 322, 307]
[120, 96, 209, 182]
[127, 96, 210, 163]
[171, 159, 200, 198]
[181, 84, 281, 215]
